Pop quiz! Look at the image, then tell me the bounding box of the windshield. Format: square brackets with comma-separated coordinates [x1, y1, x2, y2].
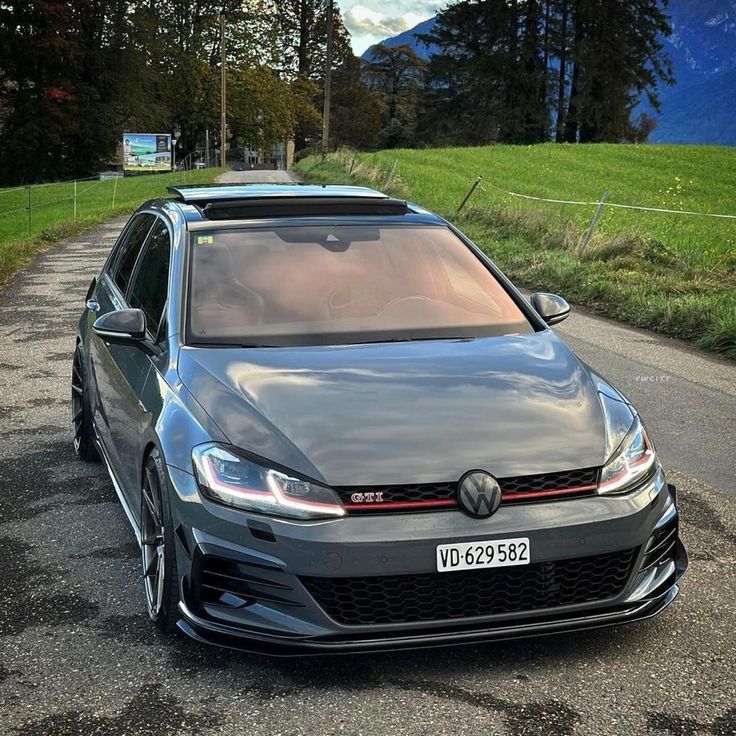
[187, 224, 534, 346]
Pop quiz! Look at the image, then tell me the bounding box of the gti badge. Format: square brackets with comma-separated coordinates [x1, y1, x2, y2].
[350, 491, 385, 503]
[457, 471, 502, 518]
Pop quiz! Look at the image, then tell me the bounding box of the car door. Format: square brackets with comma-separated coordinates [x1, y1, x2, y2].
[117, 218, 173, 497]
[89, 214, 162, 506]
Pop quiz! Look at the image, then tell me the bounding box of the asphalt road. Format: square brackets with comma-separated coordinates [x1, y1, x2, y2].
[1, 203, 735, 735]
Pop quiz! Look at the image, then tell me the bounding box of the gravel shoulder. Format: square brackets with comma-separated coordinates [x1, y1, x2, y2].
[0, 217, 734, 736]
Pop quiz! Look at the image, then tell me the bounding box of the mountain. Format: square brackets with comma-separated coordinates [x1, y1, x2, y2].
[362, 1, 736, 146]
[647, 0, 736, 144]
[361, 17, 436, 61]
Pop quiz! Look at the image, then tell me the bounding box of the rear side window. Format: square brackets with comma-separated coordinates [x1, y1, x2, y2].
[112, 214, 155, 294]
[128, 219, 171, 333]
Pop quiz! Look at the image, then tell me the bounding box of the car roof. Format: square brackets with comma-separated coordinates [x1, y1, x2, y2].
[155, 183, 444, 226]
[167, 183, 388, 204]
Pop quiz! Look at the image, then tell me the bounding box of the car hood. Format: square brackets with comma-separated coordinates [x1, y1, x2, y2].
[177, 332, 608, 486]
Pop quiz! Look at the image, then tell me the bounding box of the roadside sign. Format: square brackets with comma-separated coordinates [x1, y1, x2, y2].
[122, 133, 172, 172]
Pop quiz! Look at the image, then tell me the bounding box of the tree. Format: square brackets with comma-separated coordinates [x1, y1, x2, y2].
[272, 0, 351, 79]
[419, 0, 548, 145]
[271, 0, 353, 150]
[363, 44, 424, 148]
[330, 56, 381, 150]
[418, 0, 671, 146]
[0, 0, 180, 183]
[228, 66, 295, 150]
[517, 0, 549, 142]
[563, 0, 673, 142]
[290, 75, 323, 152]
[548, 0, 572, 141]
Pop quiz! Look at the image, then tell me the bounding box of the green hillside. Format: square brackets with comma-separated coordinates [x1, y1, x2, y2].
[0, 168, 225, 288]
[296, 145, 736, 359]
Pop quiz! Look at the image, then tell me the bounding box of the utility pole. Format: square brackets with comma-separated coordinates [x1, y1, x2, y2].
[220, 12, 227, 168]
[320, 0, 334, 161]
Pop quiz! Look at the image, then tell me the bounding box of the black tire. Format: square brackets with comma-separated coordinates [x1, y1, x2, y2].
[71, 347, 99, 462]
[141, 448, 180, 633]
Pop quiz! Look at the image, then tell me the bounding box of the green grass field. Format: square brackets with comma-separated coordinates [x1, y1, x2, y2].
[296, 145, 736, 359]
[0, 167, 225, 288]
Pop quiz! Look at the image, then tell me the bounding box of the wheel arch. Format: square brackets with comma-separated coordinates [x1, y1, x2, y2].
[140, 439, 164, 486]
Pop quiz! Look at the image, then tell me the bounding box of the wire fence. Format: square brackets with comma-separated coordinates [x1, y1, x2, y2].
[323, 149, 736, 267]
[0, 152, 210, 245]
[477, 178, 736, 220]
[470, 179, 736, 265]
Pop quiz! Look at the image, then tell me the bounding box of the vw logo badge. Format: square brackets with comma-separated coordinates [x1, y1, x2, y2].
[457, 471, 502, 519]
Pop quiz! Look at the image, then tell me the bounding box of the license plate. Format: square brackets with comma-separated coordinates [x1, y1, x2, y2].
[436, 537, 531, 572]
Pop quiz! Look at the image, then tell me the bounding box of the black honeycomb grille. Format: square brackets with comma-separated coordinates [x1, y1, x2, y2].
[300, 548, 637, 626]
[336, 467, 599, 510]
[501, 467, 599, 499]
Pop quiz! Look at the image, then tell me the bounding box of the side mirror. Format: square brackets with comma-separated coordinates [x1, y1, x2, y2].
[530, 292, 571, 326]
[93, 309, 149, 348]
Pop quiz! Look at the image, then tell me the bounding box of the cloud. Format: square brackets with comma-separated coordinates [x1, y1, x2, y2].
[341, 0, 444, 54]
[344, 5, 418, 38]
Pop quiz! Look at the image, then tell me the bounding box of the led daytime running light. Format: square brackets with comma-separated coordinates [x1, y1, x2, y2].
[598, 419, 656, 495]
[192, 444, 345, 519]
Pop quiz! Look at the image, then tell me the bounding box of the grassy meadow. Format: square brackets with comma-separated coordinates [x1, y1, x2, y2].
[0, 167, 225, 288]
[295, 145, 736, 359]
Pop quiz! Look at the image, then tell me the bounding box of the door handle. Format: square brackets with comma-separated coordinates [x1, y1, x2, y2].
[86, 299, 100, 312]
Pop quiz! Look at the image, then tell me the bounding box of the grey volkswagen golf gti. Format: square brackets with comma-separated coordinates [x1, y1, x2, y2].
[72, 183, 687, 653]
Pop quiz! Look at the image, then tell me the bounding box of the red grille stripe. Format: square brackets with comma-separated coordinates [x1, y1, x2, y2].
[344, 483, 598, 511]
[501, 483, 598, 501]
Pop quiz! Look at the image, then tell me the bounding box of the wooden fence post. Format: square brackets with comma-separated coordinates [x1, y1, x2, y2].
[385, 159, 399, 189]
[578, 191, 609, 253]
[458, 176, 483, 213]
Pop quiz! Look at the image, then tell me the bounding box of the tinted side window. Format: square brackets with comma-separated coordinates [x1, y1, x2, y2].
[128, 219, 171, 333]
[112, 214, 155, 294]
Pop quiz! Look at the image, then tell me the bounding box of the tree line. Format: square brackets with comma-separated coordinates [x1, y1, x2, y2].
[363, 0, 673, 149]
[0, 0, 672, 185]
[0, 0, 369, 184]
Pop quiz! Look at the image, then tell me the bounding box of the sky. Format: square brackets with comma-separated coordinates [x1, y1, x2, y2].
[340, 0, 444, 55]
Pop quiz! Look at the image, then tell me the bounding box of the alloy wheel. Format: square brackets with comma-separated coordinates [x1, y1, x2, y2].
[141, 463, 166, 619]
[71, 351, 85, 453]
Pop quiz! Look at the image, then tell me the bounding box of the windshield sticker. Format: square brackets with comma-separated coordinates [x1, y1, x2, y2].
[197, 235, 214, 245]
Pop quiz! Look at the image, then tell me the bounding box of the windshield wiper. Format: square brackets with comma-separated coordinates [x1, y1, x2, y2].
[358, 336, 471, 344]
[189, 341, 276, 348]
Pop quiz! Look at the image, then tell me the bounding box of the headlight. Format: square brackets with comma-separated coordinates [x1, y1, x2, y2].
[192, 443, 345, 519]
[598, 415, 657, 495]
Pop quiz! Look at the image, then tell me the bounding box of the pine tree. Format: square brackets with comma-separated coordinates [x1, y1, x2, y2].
[562, 0, 672, 142]
[419, 0, 671, 146]
[363, 44, 424, 148]
[420, 0, 550, 145]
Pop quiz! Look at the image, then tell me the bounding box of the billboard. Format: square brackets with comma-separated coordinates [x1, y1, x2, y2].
[122, 133, 172, 172]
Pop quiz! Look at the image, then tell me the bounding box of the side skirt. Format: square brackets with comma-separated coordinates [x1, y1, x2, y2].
[95, 435, 142, 546]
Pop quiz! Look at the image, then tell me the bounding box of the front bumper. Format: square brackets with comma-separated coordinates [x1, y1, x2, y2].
[176, 585, 680, 655]
[166, 466, 688, 654]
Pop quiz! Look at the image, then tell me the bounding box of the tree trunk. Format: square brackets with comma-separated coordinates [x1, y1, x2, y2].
[563, 2, 583, 143]
[555, 0, 569, 142]
[297, 0, 310, 77]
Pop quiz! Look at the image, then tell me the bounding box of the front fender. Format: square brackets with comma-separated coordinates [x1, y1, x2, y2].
[139, 343, 228, 478]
